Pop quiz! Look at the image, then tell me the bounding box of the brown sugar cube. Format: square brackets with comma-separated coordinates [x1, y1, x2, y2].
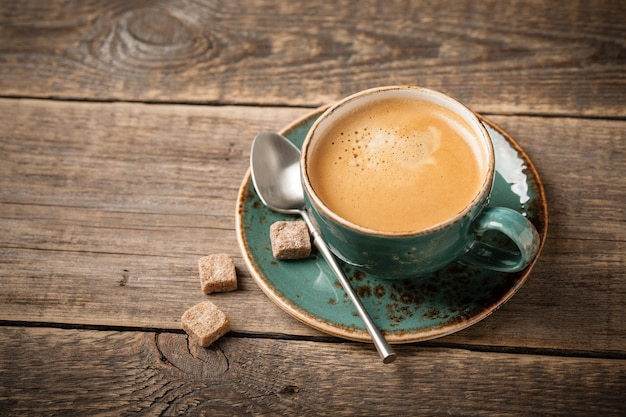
[198, 254, 237, 294]
[181, 301, 230, 348]
[270, 220, 311, 259]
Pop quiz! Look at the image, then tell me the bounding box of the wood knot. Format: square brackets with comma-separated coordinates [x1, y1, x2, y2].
[118, 269, 129, 286]
[154, 333, 229, 380]
[280, 385, 300, 395]
[94, 6, 214, 71]
[127, 10, 191, 47]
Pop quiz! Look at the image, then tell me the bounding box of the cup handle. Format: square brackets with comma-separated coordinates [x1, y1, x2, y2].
[460, 207, 541, 273]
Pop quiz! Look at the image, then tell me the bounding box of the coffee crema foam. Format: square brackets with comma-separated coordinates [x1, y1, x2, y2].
[308, 98, 484, 232]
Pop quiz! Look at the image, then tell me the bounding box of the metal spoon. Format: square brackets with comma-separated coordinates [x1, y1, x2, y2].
[250, 131, 397, 364]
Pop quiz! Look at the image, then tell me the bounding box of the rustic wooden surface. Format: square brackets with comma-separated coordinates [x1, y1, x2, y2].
[0, 1, 624, 416]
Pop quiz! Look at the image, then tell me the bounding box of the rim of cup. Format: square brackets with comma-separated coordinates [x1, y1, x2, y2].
[300, 85, 495, 237]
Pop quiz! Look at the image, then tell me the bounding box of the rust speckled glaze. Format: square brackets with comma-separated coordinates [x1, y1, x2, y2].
[236, 107, 547, 343]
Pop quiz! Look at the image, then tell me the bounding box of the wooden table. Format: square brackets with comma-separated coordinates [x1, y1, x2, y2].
[1, 1, 624, 415]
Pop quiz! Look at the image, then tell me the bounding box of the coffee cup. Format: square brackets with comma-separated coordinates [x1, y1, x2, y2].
[300, 86, 540, 279]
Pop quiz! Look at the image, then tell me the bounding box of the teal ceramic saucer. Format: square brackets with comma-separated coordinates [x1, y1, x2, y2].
[236, 108, 548, 343]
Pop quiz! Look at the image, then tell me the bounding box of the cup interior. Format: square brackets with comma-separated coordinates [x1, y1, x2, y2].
[301, 86, 494, 236]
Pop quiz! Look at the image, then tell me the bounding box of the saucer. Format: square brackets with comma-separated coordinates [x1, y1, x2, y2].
[236, 108, 548, 343]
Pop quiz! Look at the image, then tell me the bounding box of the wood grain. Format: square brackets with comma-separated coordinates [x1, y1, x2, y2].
[1, 2, 624, 415]
[1, 327, 624, 416]
[0, 0, 624, 116]
[0, 99, 624, 352]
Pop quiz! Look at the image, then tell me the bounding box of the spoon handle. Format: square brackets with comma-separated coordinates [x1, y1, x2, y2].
[298, 210, 397, 364]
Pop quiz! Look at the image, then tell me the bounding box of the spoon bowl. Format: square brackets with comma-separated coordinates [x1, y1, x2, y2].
[250, 132, 304, 214]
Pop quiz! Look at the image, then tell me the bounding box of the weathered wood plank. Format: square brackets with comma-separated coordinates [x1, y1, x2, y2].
[0, 327, 624, 416]
[0, 100, 624, 239]
[0, 98, 307, 214]
[0, 0, 624, 116]
[0, 99, 624, 351]
[1, 237, 624, 353]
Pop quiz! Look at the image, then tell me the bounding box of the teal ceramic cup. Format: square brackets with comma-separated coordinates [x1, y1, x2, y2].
[300, 86, 540, 279]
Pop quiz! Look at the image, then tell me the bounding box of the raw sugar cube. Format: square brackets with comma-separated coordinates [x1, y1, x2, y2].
[198, 254, 237, 294]
[181, 301, 230, 348]
[270, 220, 312, 259]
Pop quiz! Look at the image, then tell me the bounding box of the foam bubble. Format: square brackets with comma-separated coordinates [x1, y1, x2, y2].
[332, 125, 441, 175]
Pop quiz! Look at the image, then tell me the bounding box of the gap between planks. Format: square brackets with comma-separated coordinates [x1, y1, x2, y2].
[2, 319, 624, 361]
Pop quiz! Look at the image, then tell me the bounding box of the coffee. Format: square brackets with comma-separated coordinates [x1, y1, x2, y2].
[307, 97, 485, 233]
